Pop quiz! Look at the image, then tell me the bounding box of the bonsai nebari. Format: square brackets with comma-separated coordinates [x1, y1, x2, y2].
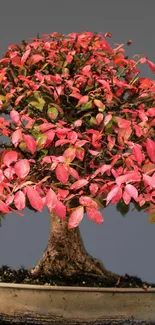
[0, 31, 154, 281]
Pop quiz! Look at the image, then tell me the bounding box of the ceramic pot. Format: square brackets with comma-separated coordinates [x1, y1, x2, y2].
[0, 283, 155, 324]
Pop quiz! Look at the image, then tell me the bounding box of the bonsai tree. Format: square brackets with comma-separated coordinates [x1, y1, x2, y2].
[0, 31, 154, 281]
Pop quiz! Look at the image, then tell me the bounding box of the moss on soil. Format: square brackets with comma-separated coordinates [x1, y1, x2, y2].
[0, 265, 155, 288]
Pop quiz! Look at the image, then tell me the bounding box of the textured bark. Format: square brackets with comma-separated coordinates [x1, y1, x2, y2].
[30, 212, 118, 280]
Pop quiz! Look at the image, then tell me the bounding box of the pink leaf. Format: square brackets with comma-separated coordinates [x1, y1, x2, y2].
[63, 147, 76, 162]
[14, 191, 26, 210]
[0, 58, 10, 64]
[96, 113, 103, 125]
[21, 115, 34, 129]
[75, 148, 85, 161]
[56, 127, 71, 135]
[0, 170, 4, 182]
[86, 208, 104, 224]
[106, 185, 121, 205]
[67, 131, 78, 143]
[111, 187, 122, 204]
[55, 139, 70, 147]
[14, 159, 30, 179]
[77, 95, 89, 106]
[0, 200, 10, 213]
[147, 108, 155, 117]
[125, 184, 138, 200]
[75, 140, 88, 147]
[123, 190, 131, 205]
[98, 79, 110, 90]
[41, 156, 52, 165]
[79, 196, 98, 209]
[116, 171, 141, 186]
[104, 114, 112, 126]
[46, 188, 57, 212]
[10, 110, 21, 124]
[146, 59, 155, 73]
[100, 164, 112, 175]
[68, 206, 84, 229]
[55, 164, 69, 184]
[81, 65, 91, 75]
[132, 144, 145, 165]
[69, 92, 81, 100]
[57, 189, 69, 200]
[39, 123, 54, 132]
[70, 179, 88, 190]
[15, 95, 25, 106]
[118, 118, 131, 128]
[11, 54, 21, 67]
[27, 54, 44, 65]
[140, 57, 147, 64]
[146, 138, 155, 163]
[21, 48, 31, 65]
[89, 183, 99, 196]
[69, 167, 80, 179]
[44, 130, 55, 147]
[23, 134, 36, 154]
[133, 125, 142, 137]
[12, 129, 22, 147]
[4, 167, 15, 180]
[143, 174, 155, 188]
[3, 151, 18, 167]
[137, 194, 146, 207]
[26, 186, 44, 212]
[54, 200, 66, 220]
[74, 119, 82, 127]
[6, 194, 14, 205]
[94, 99, 104, 108]
[88, 149, 100, 156]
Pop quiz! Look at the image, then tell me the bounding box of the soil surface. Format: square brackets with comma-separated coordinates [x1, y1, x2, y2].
[0, 265, 155, 288]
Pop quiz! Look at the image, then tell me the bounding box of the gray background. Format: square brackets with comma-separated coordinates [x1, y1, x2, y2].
[0, 0, 154, 283]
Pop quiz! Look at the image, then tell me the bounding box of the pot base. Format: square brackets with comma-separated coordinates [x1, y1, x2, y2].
[0, 283, 155, 324]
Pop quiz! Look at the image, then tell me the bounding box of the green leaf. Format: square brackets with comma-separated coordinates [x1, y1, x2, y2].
[0, 95, 5, 101]
[28, 92, 45, 111]
[98, 105, 106, 112]
[32, 125, 40, 133]
[38, 149, 48, 160]
[133, 201, 149, 212]
[29, 99, 45, 111]
[36, 133, 47, 149]
[148, 211, 155, 224]
[90, 117, 97, 125]
[81, 100, 93, 111]
[85, 85, 94, 92]
[40, 62, 48, 71]
[19, 141, 27, 151]
[105, 126, 113, 134]
[0, 212, 6, 218]
[47, 106, 58, 120]
[93, 198, 105, 210]
[0, 212, 6, 227]
[105, 120, 113, 129]
[116, 200, 130, 216]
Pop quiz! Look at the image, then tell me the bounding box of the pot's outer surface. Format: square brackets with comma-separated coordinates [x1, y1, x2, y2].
[0, 283, 155, 324]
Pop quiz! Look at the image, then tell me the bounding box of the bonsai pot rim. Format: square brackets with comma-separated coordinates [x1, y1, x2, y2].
[0, 282, 155, 324]
[0, 281, 155, 291]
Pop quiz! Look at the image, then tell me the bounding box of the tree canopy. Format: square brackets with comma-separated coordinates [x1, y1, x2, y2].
[0, 31, 154, 227]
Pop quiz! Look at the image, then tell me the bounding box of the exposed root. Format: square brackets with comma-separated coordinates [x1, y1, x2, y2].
[30, 212, 119, 283]
[30, 247, 118, 283]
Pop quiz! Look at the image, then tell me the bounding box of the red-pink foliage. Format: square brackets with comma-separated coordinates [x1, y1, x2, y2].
[0, 31, 154, 227]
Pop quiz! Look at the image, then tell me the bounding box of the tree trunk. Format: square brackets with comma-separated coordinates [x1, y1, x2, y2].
[30, 212, 118, 281]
